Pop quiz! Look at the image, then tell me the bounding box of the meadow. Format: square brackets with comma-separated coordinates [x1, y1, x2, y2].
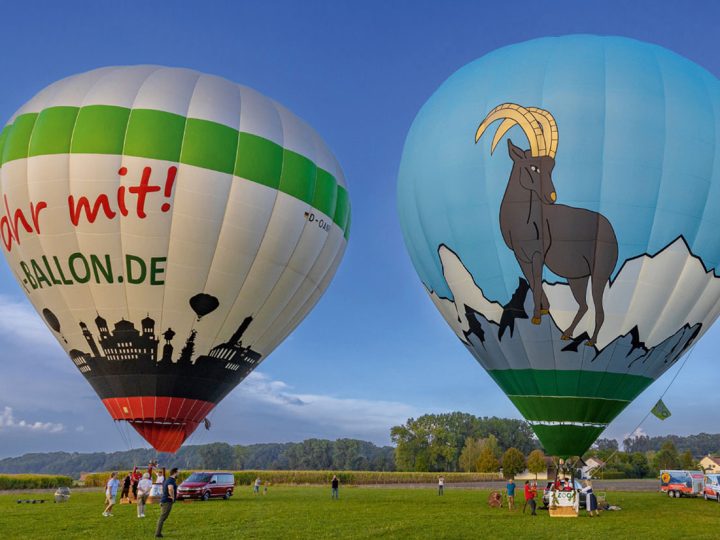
[1, 487, 719, 539]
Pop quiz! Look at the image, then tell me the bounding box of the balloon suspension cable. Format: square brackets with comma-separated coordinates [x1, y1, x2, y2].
[595, 342, 699, 474]
[112, 419, 133, 453]
[186, 408, 216, 448]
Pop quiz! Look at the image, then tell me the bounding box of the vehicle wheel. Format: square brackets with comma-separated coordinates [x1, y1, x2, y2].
[668, 490, 674, 498]
[224, 490, 231, 500]
[202, 491, 210, 501]
[705, 493, 709, 501]
[717, 494, 720, 503]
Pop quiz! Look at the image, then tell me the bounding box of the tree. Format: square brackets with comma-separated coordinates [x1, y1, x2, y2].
[197, 443, 235, 469]
[501, 448, 526, 479]
[527, 449, 546, 480]
[594, 438, 619, 452]
[459, 438, 485, 472]
[476, 446, 500, 473]
[459, 435, 501, 472]
[629, 452, 650, 478]
[680, 450, 695, 470]
[391, 413, 484, 471]
[653, 441, 680, 471]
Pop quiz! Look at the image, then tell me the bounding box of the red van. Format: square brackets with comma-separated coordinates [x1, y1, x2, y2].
[176, 472, 235, 501]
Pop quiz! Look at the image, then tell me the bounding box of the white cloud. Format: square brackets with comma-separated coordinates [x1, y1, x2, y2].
[236, 372, 418, 437]
[0, 295, 58, 346]
[621, 426, 648, 446]
[0, 406, 64, 433]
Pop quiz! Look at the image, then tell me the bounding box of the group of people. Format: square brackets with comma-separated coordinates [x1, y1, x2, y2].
[103, 467, 179, 538]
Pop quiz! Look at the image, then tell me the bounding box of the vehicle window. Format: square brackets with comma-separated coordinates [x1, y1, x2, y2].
[210, 475, 217, 483]
[186, 473, 212, 483]
[224, 474, 234, 484]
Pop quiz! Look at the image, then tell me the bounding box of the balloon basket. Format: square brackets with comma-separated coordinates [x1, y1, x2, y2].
[549, 506, 578, 518]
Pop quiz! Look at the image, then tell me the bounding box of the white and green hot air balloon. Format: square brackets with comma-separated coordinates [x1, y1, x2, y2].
[0, 66, 350, 452]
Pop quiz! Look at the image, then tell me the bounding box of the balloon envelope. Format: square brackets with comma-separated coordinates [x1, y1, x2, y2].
[398, 36, 720, 457]
[0, 66, 350, 452]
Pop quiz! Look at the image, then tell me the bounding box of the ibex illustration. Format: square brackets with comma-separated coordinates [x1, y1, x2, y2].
[475, 103, 618, 346]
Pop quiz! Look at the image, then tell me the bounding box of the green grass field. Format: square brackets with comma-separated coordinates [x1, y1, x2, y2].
[1, 487, 718, 539]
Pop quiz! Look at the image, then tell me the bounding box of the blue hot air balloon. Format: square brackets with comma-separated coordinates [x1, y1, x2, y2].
[397, 35, 720, 457]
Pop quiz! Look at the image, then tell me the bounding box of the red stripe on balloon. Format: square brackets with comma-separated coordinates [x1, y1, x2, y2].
[101, 397, 215, 452]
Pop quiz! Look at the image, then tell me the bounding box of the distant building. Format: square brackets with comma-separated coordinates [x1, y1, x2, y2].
[515, 457, 557, 481]
[700, 455, 720, 473]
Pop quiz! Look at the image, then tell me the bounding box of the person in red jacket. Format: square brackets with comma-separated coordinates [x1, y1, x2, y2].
[523, 480, 537, 515]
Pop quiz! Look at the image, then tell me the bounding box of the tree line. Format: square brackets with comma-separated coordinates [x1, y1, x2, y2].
[588, 439, 707, 478]
[0, 439, 395, 479]
[390, 412, 539, 472]
[4, 414, 719, 479]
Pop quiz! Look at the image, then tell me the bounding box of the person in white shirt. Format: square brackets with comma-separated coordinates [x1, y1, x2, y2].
[137, 473, 153, 518]
[103, 472, 119, 517]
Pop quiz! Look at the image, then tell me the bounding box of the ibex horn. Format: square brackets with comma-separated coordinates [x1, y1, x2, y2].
[475, 103, 548, 158]
[527, 107, 558, 159]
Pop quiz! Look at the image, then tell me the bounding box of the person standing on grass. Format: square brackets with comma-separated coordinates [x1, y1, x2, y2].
[506, 478, 516, 510]
[527, 481, 537, 516]
[254, 477, 262, 494]
[155, 467, 178, 538]
[522, 480, 536, 515]
[103, 472, 119, 517]
[438, 475, 445, 496]
[582, 481, 599, 517]
[137, 472, 152, 518]
[331, 475, 339, 500]
[120, 472, 131, 502]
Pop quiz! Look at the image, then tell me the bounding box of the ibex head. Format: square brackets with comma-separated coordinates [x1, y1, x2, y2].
[476, 103, 559, 205]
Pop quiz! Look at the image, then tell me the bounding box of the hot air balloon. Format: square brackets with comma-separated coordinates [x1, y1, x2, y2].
[398, 36, 720, 458]
[189, 293, 220, 321]
[0, 66, 350, 452]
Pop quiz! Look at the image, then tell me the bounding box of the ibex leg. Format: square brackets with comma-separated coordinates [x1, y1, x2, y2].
[530, 252, 546, 325]
[588, 277, 607, 346]
[562, 276, 589, 340]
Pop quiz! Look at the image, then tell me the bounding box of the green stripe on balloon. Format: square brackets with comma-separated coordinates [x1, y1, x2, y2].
[313, 169, 338, 218]
[71, 105, 131, 154]
[508, 395, 629, 423]
[488, 369, 653, 401]
[280, 150, 316, 204]
[235, 132, 282, 189]
[29, 106, 78, 155]
[125, 109, 186, 163]
[2, 113, 37, 163]
[0, 106, 349, 236]
[181, 118, 239, 174]
[531, 424, 607, 458]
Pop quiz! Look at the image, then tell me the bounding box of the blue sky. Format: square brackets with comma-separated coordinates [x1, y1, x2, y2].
[1, 0, 719, 457]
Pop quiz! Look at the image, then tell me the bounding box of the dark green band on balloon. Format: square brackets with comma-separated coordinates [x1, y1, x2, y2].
[488, 369, 653, 402]
[531, 424, 606, 458]
[508, 395, 629, 423]
[0, 106, 350, 235]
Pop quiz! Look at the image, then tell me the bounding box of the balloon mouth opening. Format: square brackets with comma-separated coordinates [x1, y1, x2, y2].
[129, 421, 200, 453]
[102, 397, 215, 453]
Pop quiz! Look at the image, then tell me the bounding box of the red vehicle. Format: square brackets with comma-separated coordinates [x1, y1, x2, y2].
[176, 472, 235, 501]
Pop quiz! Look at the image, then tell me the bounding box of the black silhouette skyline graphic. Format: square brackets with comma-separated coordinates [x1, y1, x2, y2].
[60, 299, 262, 402]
